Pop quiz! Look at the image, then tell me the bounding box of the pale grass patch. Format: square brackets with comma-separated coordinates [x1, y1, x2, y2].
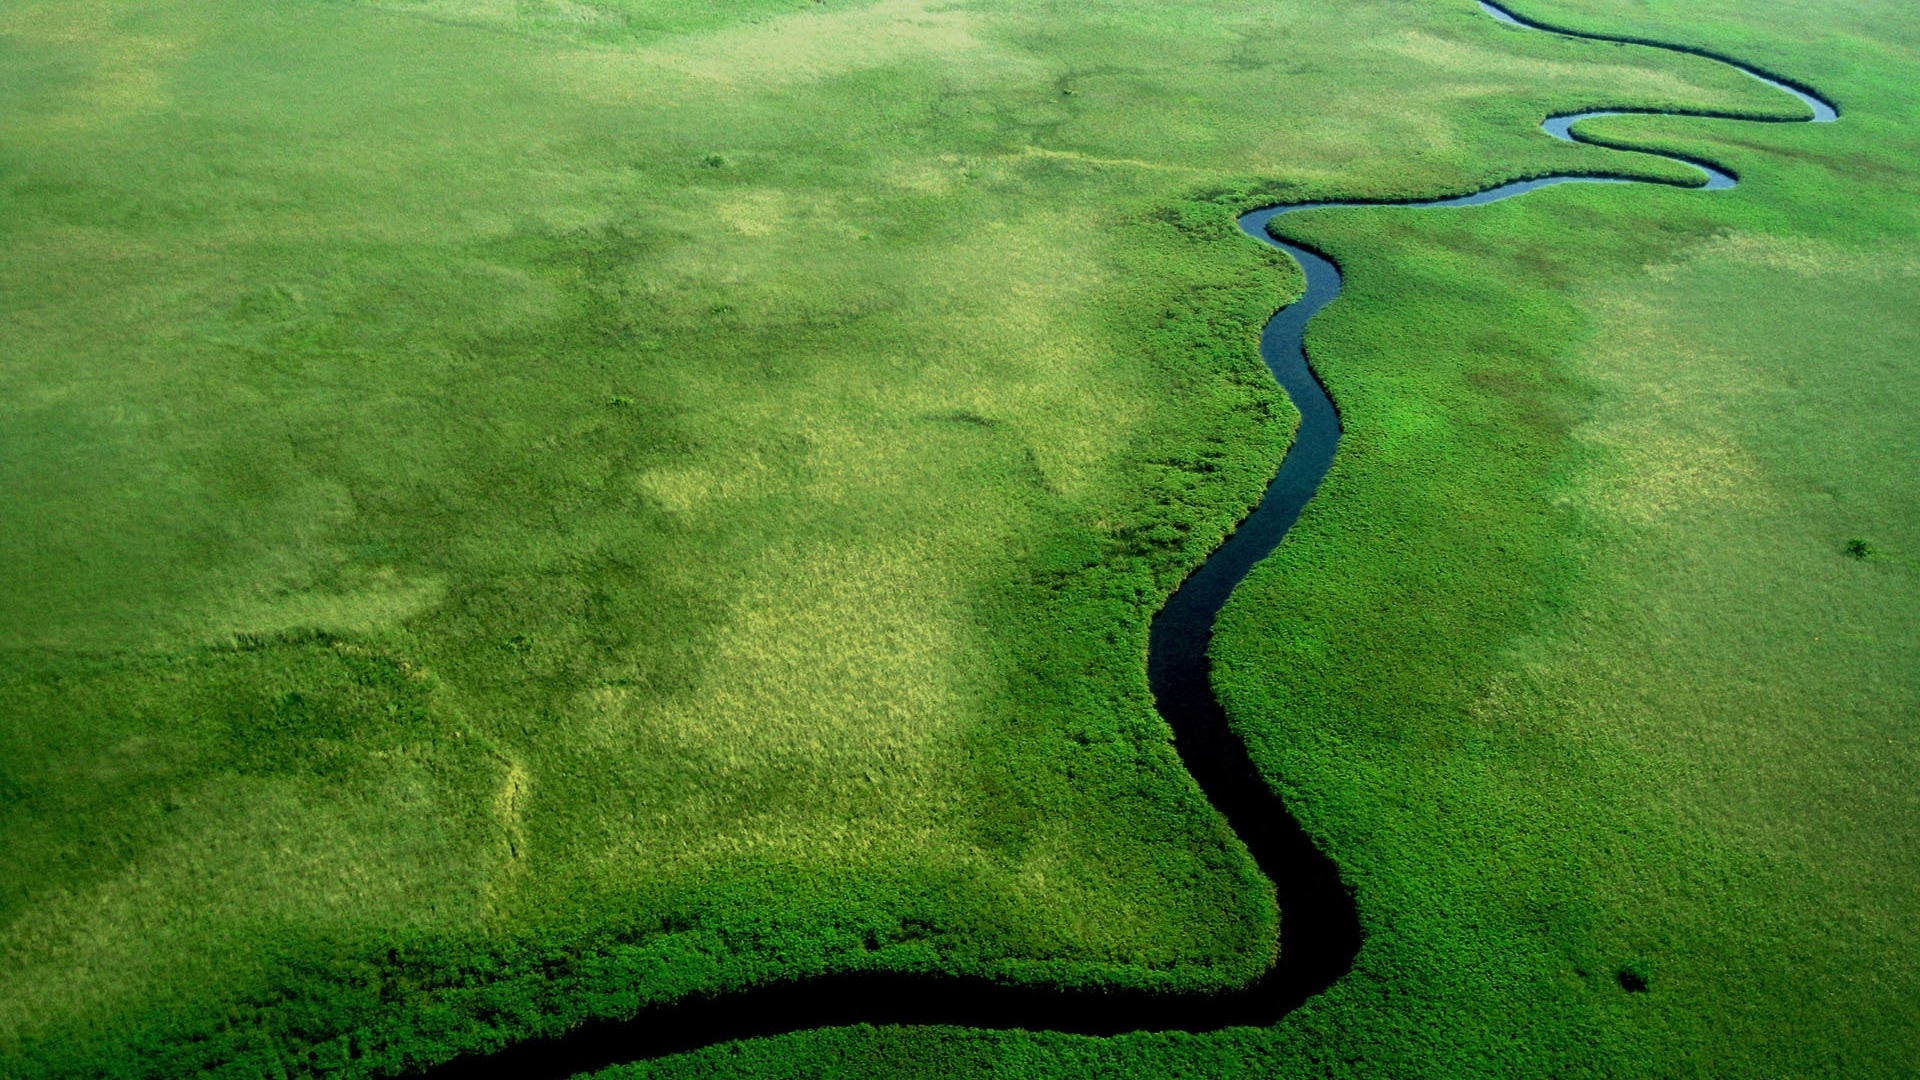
[915, 211, 1139, 498]
[201, 568, 449, 642]
[1569, 286, 1771, 527]
[713, 189, 788, 238]
[1388, 27, 1767, 112]
[1645, 230, 1920, 282]
[665, 203, 1140, 506]
[634, 452, 771, 520]
[481, 754, 532, 917]
[877, 155, 970, 196]
[646, 0, 980, 88]
[551, 0, 1015, 99]
[174, 478, 449, 645]
[0, 769, 496, 1043]
[0, 0, 184, 131]
[343, 0, 620, 34]
[1011, 146, 1206, 175]
[621, 538, 975, 766]
[1470, 229, 1920, 907]
[1577, 233, 1919, 537]
[579, 536, 988, 866]
[492, 758, 531, 861]
[1584, 425, 1765, 527]
[555, 206, 1145, 880]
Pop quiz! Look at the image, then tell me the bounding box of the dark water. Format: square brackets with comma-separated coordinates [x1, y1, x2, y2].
[412, 5, 1834, 1076]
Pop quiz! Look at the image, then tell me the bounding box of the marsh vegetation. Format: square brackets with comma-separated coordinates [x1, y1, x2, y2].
[1, 0, 1914, 1075]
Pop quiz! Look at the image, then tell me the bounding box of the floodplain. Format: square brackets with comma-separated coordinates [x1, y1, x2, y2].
[1, 0, 1915, 1076]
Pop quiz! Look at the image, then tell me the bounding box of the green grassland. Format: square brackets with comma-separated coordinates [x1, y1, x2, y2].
[2, 0, 1915, 1076]
[613, 1, 1918, 1077]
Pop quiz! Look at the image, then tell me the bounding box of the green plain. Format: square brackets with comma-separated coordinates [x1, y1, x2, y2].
[1, 0, 1914, 1076]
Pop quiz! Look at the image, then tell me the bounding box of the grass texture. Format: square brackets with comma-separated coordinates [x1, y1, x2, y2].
[1, 0, 1915, 1075]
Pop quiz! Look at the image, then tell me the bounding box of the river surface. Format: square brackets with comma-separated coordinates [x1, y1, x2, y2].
[418, 4, 1835, 1075]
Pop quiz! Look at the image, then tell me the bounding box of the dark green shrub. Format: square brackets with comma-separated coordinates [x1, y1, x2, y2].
[1617, 960, 1652, 993]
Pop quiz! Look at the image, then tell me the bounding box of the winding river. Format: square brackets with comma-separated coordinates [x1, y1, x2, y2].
[419, 3, 1835, 1075]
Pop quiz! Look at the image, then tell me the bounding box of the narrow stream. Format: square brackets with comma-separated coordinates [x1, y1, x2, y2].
[415, 4, 1834, 1075]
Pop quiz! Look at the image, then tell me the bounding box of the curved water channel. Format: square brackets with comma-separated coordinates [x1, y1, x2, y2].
[418, 3, 1835, 1075]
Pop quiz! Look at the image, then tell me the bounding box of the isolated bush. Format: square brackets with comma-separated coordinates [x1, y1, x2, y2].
[1617, 960, 1652, 993]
